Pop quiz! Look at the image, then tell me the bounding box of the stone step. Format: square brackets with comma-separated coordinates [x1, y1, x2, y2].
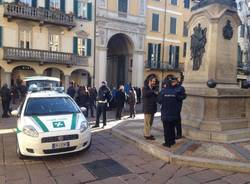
[183, 125, 250, 143]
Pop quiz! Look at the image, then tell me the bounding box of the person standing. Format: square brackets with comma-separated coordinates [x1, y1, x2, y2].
[128, 87, 137, 118]
[1, 84, 11, 118]
[76, 86, 90, 117]
[67, 82, 76, 99]
[92, 81, 112, 128]
[142, 76, 158, 140]
[175, 79, 186, 139]
[88, 87, 96, 118]
[115, 85, 126, 120]
[158, 77, 186, 147]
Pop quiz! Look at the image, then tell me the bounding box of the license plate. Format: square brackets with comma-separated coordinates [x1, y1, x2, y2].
[52, 142, 70, 149]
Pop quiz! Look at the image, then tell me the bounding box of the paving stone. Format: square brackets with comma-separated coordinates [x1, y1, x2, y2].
[30, 177, 56, 184]
[26, 163, 51, 180]
[100, 177, 126, 184]
[222, 173, 250, 184]
[206, 180, 230, 184]
[6, 178, 30, 184]
[0, 176, 5, 184]
[172, 167, 197, 177]
[0, 165, 4, 176]
[120, 174, 145, 184]
[187, 169, 225, 183]
[166, 176, 200, 184]
[5, 165, 29, 181]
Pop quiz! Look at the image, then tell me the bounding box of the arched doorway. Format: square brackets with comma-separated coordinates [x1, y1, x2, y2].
[71, 69, 91, 87]
[107, 33, 134, 88]
[43, 67, 64, 86]
[12, 65, 36, 86]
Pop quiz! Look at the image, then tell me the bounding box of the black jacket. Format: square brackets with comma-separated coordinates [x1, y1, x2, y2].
[76, 93, 90, 107]
[159, 86, 186, 122]
[115, 90, 126, 108]
[97, 85, 112, 102]
[142, 85, 158, 114]
[1, 86, 11, 102]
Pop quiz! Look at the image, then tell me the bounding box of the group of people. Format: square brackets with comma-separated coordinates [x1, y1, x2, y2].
[143, 75, 186, 148]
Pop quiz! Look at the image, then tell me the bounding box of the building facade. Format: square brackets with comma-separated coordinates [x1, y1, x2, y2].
[236, 0, 250, 73]
[145, 0, 191, 82]
[95, 0, 146, 88]
[0, 0, 94, 90]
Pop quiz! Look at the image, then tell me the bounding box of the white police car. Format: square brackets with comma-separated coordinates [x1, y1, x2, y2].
[12, 87, 91, 158]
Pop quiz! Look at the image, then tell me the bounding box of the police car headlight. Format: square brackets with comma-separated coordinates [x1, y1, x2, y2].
[23, 125, 39, 137]
[80, 121, 89, 133]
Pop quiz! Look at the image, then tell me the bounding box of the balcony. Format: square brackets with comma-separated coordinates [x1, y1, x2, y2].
[3, 3, 76, 29]
[145, 62, 182, 72]
[3, 47, 88, 67]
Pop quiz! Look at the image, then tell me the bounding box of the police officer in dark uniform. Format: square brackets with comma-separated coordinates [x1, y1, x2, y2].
[1, 84, 11, 118]
[158, 77, 186, 147]
[92, 81, 112, 128]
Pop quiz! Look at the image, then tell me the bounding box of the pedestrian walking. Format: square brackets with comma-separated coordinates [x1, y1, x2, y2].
[136, 87, 141, 104]
[128, 87, 137, 118]
[142, 76, 158, 140]
[19, 81, 27, 103]
[115, 85, 126, 120]
[158, 77, 186, 147]
[92, 81, 112, 128]
[1, 84, 11, 118]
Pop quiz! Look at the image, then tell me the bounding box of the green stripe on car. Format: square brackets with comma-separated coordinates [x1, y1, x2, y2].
[71, 113, 77, 130]
[32, 116, 49, 132]
[16, 128, 22, 134]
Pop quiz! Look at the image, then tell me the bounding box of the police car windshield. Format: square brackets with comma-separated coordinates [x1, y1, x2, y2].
[24, 97, 80, 116]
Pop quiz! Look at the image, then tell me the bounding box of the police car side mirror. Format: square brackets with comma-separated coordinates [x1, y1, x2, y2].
[11, 110, 19, 117]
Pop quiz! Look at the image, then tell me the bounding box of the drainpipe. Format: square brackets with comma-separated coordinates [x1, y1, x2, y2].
[93, 0, 97, 87]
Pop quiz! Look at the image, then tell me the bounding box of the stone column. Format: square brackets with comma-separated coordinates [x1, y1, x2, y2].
[64, 75, 70, 92]
[95, 46, 107, 87]
[132, 51, 144, 88]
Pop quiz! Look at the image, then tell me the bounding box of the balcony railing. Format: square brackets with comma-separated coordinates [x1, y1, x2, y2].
[3, 47, 88, 66]
[4, 3, 76, 29]
[145, 62, 182, 71]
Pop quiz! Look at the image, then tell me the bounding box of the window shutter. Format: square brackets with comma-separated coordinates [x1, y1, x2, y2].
[87, 3, 92, 21]
[152, 14, 159, 31]
[170, 17, 177, 34]
[240, 24, 245, 38]
[175, 46, 179, 69]
[157, 44, 161, 68]
[45, 0, 50, 10]
[73, 37, 78, 55]
[60, 0, 65, 13]
[184, 0, 190, 9]
[87, 39, 92, 56]
[74, 0, 78, 17]
[148, 43, 153, 67]
[0, 26, 3, 48]
[169, 45, 173, 65]
[32, 0, 37, 7]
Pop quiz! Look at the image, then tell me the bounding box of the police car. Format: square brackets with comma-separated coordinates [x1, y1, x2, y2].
[12, 86, 91, 158]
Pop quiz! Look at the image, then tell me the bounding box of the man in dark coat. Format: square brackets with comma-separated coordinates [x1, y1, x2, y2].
[142, 76, 158, 140]
[92, 81, 112, 128]
[67, 82, 76, 99]
[175, 80, 186, 139]
[115, 85, 126, 120]
[158, 77, 186, 147]
[1, 84, 11, 118]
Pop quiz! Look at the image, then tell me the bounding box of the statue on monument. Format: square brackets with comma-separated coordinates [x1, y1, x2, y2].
[223, 20, 233, 40]
[190, 24, 207, 71]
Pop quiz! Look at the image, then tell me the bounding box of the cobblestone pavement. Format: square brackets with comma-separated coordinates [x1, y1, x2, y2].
[1, 129, 250, 184]
[0, 104, 250, 183]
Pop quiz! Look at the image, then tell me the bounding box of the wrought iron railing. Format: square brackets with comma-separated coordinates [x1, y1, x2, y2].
[3, 47, 88, 66]
[4, 3, 76, 28]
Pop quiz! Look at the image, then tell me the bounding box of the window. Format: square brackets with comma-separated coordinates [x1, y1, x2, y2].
[170, 17, 177, 34]
[77, 1, 88, 18]
[152, 13, 159, 32]
[240, 24, 245, 38]
[171, 0, 177, 5]
[50, 0, 60, 10]
[118, 0, 128, 13]
[78, 38, 86, 56]
[148, 43, 161, 68]
[184, 0, 190, 9]
[183, 42, 187, 57]
[19, 30, 31, 49]
[49, 34, 60, 52]
[183, 21, 188, 37]
[20, 0, 32, 6]
[169, 45, 179, 69]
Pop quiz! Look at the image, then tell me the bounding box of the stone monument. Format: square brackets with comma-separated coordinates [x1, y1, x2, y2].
[182, 0, 250, 142]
